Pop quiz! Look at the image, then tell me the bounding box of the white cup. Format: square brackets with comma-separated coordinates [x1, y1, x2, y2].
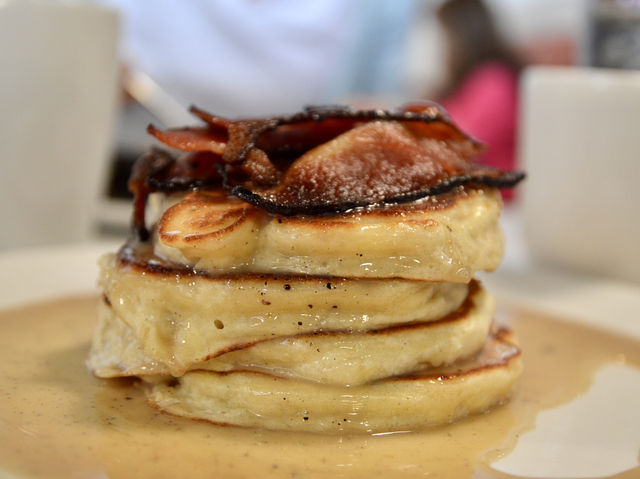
[0, 1, 119, 250]
[520, 66, 640, 283]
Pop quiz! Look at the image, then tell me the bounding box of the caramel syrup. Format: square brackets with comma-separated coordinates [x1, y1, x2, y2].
[0, 296, 638, 478]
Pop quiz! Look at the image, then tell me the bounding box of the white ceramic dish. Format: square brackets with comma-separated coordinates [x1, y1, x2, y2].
[520, 66, 640, 284]
[0, 242, 639, 478]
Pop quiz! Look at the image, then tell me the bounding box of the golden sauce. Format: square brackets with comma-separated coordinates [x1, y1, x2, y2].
[0, 296, 638, 478]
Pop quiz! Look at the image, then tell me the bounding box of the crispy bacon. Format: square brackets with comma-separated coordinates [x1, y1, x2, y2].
[130, 103, 524, 238]
[147, 124, 227, 154]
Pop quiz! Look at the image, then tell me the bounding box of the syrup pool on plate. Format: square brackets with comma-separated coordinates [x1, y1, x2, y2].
[0, 296, 639, 478]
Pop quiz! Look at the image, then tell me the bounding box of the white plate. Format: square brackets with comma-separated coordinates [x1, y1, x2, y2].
[0, 242, 639, 478]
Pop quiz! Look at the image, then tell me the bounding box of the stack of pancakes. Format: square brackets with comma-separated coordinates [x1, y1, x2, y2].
[88, 104, 524, 433]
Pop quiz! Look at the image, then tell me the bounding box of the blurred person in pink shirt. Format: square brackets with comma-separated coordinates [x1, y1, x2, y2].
[435, 0, 522, 200]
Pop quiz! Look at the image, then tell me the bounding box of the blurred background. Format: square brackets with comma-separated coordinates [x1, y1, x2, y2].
[1, 0, 639, 284]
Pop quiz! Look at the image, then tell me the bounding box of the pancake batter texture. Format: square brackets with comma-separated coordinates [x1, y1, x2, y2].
[88, 103, 524, 433]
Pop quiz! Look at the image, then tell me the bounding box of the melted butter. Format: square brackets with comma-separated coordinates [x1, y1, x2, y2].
[0, 296, 639, 479]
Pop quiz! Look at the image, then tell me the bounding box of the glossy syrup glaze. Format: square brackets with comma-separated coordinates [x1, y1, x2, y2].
[0, 296, 638, 478]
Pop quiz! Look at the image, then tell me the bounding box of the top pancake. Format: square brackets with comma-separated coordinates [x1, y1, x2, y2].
[153, 186, 504, 282]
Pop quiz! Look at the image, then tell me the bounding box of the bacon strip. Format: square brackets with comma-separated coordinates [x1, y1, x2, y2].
[231, 119, 523, 214]
[147, 124, 227, 154]
[130, 103, 524, 235]
[188, 105, 231, 129]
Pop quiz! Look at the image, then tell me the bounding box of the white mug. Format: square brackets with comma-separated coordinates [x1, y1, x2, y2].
[0, 1, 119, 250]
[520, 66, 640, 283]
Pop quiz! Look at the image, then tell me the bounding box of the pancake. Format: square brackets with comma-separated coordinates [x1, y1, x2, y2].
[88, 103, 524, 433]
[89, 280, 493, 386]
[97, 251, 468, 375]
[154, 187, 504, 282]
[147, 328, 522, 433]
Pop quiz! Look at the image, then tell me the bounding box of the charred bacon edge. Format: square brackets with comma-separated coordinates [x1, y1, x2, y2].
[147, 175, 221, 192]
[230, 171, 525, 217]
